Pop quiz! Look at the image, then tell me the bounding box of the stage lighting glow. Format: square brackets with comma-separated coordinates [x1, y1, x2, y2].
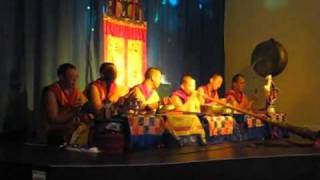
[199, 3, 203, 9]
[87, 6, 91, 10]
[169, 0, 179, 7]
[161, 0, 167, 5]
[154, 12, 159, 23]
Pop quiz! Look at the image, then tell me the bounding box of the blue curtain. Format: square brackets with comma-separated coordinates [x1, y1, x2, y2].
[0, 0, 101, 140]
[143, 0, 225, 91]
[0, 0, 225, 141]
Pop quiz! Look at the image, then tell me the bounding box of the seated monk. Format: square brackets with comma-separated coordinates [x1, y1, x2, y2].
[85, 63, 128, 118]
[126, 67, 162, 112]
[43, 63, 94, 146]
[170, 75, 201, 113]
[225, 74, 254, 111]
[198, 74, 224, 105]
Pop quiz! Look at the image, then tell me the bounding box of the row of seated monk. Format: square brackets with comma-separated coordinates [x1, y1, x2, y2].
[41, 62, 254, 145]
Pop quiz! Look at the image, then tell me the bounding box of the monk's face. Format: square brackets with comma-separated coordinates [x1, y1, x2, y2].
[210, 76, 223, 91]
[61, 68, 79, 89]
[233, 76, 246, 92]
[182, 79, 196, 95]
[101, 65, 117, 82]
[151, 70, 162, 89]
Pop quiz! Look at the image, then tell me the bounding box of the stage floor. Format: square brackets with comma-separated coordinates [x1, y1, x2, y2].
[1, 137, 320, 180]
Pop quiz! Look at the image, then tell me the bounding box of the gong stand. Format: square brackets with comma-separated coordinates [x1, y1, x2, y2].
[161, 38, 320, 147]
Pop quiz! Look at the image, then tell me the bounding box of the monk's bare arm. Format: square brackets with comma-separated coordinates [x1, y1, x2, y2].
[87, 85, 104, 117]
[226, 95, 239, 107]
[197, 87, 206, 105]
[45, 90, 76, 124]
[171, 95, 185, 111]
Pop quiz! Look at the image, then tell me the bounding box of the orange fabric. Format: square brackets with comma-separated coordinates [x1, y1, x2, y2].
[138, 83, 154, 101]
[201, 85, 219, 104]
[164, 114, 206, 140]
[91, 79, 117, 102]
[225, 89, 252, 110]
[48, 82, 81, 108]
[225, 89, 243, 104]
[171, 88, 189, 104]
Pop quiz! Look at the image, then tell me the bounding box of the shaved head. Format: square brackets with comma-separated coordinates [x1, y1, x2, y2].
[209, 74, 223, 91]
[99, 62, 117, 82]
[180, 75, 196, 95]
[210, 74, 222, 81]
[144, 67, 162, 89]
[57, 63, 79, 89]
[181, 75, 194, 84]
[145, 67, 161, 79]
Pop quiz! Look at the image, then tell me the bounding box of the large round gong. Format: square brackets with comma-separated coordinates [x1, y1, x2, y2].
[251, 38, 288, 77]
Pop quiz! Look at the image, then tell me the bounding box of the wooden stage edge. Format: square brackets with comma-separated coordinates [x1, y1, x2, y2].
[1, 137, 320, 180]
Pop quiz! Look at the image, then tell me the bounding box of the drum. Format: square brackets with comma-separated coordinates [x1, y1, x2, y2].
[91, 118, 127, 153]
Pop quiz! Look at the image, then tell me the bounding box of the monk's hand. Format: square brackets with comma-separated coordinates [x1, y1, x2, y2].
[220, 98, 227, 103]
[190, 91, 200, 100]
[70, 100, 83, 116]
[162, 96, 172, 105]
[74, 98, 83, 108]
[78, 113, 95, 124]
[197, 89, 205, 98]
[69, 116, 81, 130]
[189, 90, 196, 97]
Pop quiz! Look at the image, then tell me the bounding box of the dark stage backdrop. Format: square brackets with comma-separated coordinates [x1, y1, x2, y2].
[0, 0, 225, 140]
[144, 0, 225, 89]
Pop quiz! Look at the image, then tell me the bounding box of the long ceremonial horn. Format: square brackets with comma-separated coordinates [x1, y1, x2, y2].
[204, 95, 320, 142]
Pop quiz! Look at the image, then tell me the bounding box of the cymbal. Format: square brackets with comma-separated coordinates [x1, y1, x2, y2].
[251, 38, 288, 77]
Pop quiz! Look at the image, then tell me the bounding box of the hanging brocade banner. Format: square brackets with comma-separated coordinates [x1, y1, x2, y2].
[103, 16, 147, 87]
